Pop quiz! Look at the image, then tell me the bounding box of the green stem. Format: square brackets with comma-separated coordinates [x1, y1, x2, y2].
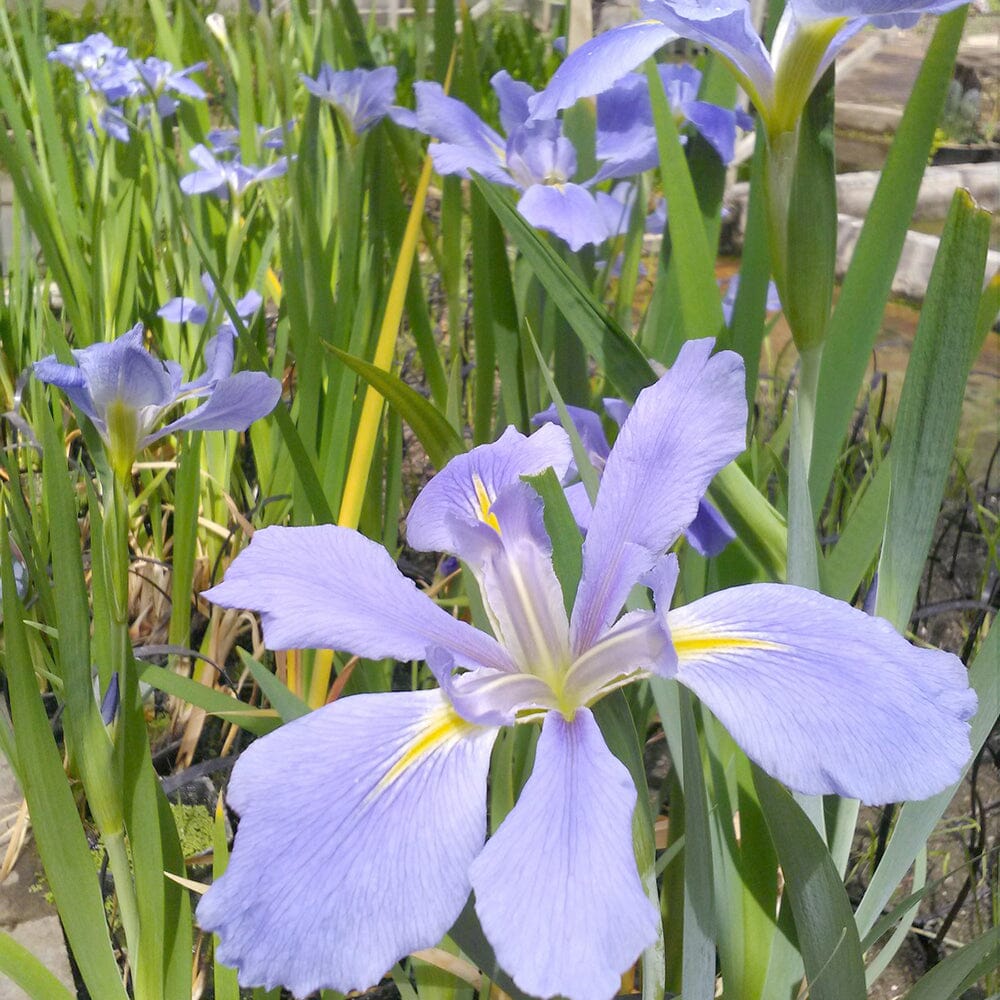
[104, 829, 141, 974]
[787, 343, 823, 590]
[787, 343, 826, 839]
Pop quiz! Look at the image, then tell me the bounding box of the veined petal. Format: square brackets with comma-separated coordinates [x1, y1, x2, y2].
[470, 709, 659, 1000]
[571, 339, 746, 652]
[204, 525, 515, 672]
[669, 584, 977, 804]
[197, 690, 497, 996]
[406, 423, 573, 559]
[528, 20, 677, 119]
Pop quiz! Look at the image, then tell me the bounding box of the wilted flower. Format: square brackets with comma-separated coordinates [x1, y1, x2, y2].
[34, 324, 281, 480]
[197, 339, 975, 1000]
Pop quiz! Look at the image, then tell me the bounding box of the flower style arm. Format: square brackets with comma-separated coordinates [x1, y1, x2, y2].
[669, 584, 977, 804]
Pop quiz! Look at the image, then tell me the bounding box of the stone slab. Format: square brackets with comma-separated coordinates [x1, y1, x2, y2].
[0, 755, 76, 999]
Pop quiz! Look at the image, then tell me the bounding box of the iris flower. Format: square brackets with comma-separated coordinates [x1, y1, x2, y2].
[411, 72, 613, 250]
[531, 0, 967, 137]
[48, 35, 205, 143]
[180, 144, 288, 198]
[197, 339, 974, 999]
[34, 324, 282, 480]
[300, 64, 415, 136]
[593, 62, 753, 183]
[157, 272, 262, 328]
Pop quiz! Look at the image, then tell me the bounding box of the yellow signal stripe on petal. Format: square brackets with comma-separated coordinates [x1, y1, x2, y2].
[376, 705, 478, 793]
[472, 473, 501, 534]
[671, 628, 784, 660]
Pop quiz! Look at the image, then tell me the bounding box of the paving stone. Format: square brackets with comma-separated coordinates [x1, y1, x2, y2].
[0, 755, 76, 999]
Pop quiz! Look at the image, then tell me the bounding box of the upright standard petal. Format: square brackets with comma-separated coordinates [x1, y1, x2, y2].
[469, 709, 659, 1000]
[669, 584, 977, 804]
[198, 690, 498, 997]
[204, 524, 514, 672]
[571, 340, 746, 651]
[406, 423, 573, 558]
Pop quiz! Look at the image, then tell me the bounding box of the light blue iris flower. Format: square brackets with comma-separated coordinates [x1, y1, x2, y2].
[48, 33, 205, 143]
[158, 272, 263, 329]
[593, 62, 754, 183]
[34, 324, 282, 480]
[197, 339, 975, 1000]
[300, 64, 415, 136]
[411, 71, 613, 251]
[531, 0, 967, 137]
[180, 144, 288, 198]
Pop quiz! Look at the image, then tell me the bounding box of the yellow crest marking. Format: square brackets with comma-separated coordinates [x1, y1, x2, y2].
[671, 627, 784, 660]
[376, 705, 478, 793]
[472, 473, 501, 534]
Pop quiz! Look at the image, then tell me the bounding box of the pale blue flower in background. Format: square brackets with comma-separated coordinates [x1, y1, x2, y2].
[300, 64, 415, 135]
[180, 143, 288, 198]
[48, 34, 206, 143]
[411, 71, 632, 250]
[158, 272, 262, 330]
[197, 339, 975, 1000]
[593, 62, 754, 183]
[34, 324, 281, 480]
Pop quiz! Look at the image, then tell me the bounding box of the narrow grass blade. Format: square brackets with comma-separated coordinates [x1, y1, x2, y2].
[330, 347, 466, 470]
[338, 142, 441, 529]
[809, 8, 967, 509]
[136, 662, 280, 738]
[645, 62, 725, 356]
[754, 770, 867, 1000]
[236, 648, 310, 723]
[1, 518, 128, 1000]
[902, 926, 1000, 1000]
[821, 461, 891, 601]
[470, 177, 654, 400]
[875, 189, 990, 629]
